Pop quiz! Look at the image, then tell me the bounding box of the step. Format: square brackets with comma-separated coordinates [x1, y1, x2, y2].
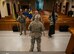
[0, 51, 65, 54]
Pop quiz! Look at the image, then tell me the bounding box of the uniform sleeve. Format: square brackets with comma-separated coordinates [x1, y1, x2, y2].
[22, 15, 26, 18]
[39, 14, 43, 23]
[16, 16, 20, 21]
[28, 22, 32, 31]
[41, 23, 45, 31]
[31, 14, 35, 21]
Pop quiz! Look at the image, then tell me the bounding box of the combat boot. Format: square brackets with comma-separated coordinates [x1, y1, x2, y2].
[20, 33, 22, 35]
[29, 49, 33, 52]
[37, 49, 41, 52]
[37, 47, 41, 52]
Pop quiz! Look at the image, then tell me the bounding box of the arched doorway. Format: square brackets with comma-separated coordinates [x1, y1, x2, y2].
[65, 2, 69, 15]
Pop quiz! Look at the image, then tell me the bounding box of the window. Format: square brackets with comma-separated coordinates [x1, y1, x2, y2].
[35, 0, 44, 10]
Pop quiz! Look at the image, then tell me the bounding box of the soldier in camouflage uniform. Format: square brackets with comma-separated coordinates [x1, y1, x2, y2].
[31, 10, 43, 22]
[28, 14, 45, 52]
[17, 11, 26, 35]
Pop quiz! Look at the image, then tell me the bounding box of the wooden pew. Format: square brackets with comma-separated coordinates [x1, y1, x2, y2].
[56, 17, 74, 30]
[0, 13, 74, 30]
[66, 28, 74, 54]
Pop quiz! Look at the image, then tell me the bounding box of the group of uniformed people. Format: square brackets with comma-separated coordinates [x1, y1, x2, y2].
[17, 9, 58, 52]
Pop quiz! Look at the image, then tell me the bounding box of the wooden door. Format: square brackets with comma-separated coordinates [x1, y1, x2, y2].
[0, 11, 1, 19]
[65, 2, 69, 15]
[7, 3, 11, 15]
[59, 2, 62, 12]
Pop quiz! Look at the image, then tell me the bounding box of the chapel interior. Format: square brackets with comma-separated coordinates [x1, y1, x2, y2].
[0, 0, 74, 54]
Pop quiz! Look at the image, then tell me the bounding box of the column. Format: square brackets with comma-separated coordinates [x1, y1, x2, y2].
[0, 0, 8, 18]
[0, 0, 1, 18]
[10, 0, 16, 19]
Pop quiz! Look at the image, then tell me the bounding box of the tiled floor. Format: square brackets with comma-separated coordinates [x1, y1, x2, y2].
[0, 31, 71, 54]
[0, 31, 71, 52]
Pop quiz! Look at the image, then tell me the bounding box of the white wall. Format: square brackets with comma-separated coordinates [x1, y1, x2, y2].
[71, 1, 74, 11]
[0, 0, 8, 18]
[68, 0, 73, 11]
[61, 0, 67, 14]
[68, 0, 74, 17]
[71, 1, 74, 17]
[61, 0, 74, 16]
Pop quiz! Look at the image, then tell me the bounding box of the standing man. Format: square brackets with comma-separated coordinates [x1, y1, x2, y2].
[48, 9, 58, 37]
[28, 14, 45, 52]
[31, 10, 43, 23]
[17, 11, 26, 35]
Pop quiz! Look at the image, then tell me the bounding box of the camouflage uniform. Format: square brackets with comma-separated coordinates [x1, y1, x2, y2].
[31, 11, 43, 23]
[28, 16, 45, 52]
[17, 15, 26, 35]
